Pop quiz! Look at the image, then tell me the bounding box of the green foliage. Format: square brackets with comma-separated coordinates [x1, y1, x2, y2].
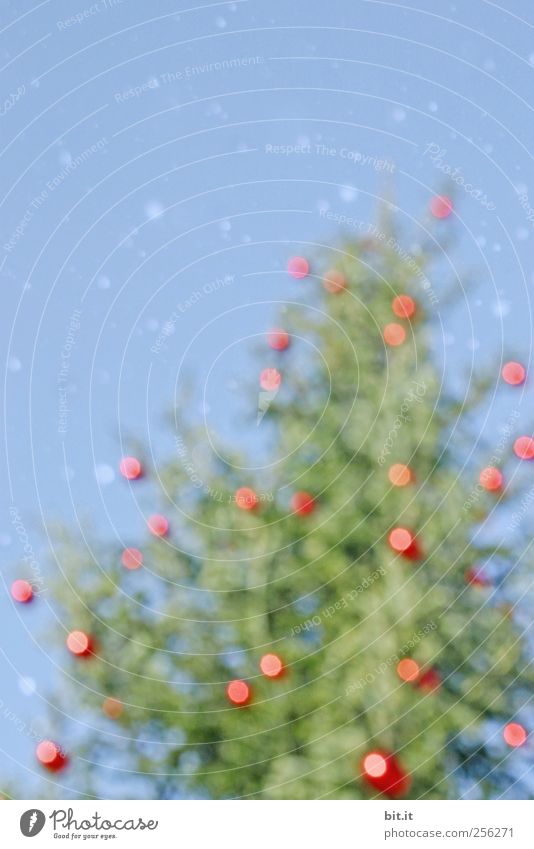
[42, 234, 534, 799]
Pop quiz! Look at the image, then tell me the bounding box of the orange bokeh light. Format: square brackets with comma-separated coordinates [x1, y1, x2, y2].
[235, 488, 259, 511]
[397, 658, 420, 682]
[388, 464, 413, 487]
[323, 269, 347, 294]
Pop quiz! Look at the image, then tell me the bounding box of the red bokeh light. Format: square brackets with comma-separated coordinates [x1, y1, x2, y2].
[147, 514, 169, 537]
[260, 653, 284, 678]
[121, 547, 143, 570]
[267, 329, 290, 351]
[430, 195, 453, 219]
[392, 295, 416, 319]
[383, 323, 406, 346]
[502, 361, 525, 386]
[36, 740, 68, 772]
[363, 752, 387, 778]
[227, 680, 251, 706]
[513, 437, 534, 460]
[290, 491, 316, 516]
[66, 630, 93, 657]
[418, 668, 442, 692]
[465, 566, 490, 587]
[503, 723, 527, 748]
[287, 256, 309, 279]
[119, 456, 142, 480]
[11, 579, 33, 603]
[361, 750, 410, 797]
[479, 466, 503, 491]
[235, 487, 259, 511]
[260, 368, 282, 391]
[388, 527, 419, 559]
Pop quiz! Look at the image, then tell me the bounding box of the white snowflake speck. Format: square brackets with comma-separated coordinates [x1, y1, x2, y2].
[339, 185, 357, 202]
[19, 676, 36, 696]
[491, 299, 510, 318]
[94, 464, 115, 485]
[145, 201, 164, 220]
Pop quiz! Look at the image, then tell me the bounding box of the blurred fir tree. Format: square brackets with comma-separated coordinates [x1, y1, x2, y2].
[20, 228, 534, 799]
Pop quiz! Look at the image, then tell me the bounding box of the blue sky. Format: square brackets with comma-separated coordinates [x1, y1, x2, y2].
[2, 0, 534, 796]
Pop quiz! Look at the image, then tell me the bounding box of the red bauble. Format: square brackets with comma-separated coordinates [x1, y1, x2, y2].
[260, 368, 282, 391]
[147, 514, 169, 536]
[36, 740, 68, 772]
[267, 329, 290, 351]
[260, 653, 284, 679]
[11, 579, 33, 603]
[287, 256, 309, 279]
[430, 195, 453, 219]
[119, 456, 142, 480]
[388, 527, 420, 560]
[291, 491, 316, 516]
[383, 323, 406, 347]
[392, 295, 416, 319]
[479, 466, 503, 491]
[226, 680, 251, 706]
[121, 547, 143, 570]
[418, 667, 441, 692]
[503, 722, 527, 748]
[323, 269, 347, 294]
[396, 658, 420, 682]
[66, 630, 94, 658]
[235, 487, 259, 511]
[361, 750, 411, 797]
[502, 361, 526, 386]
[513, 436, 534, 460]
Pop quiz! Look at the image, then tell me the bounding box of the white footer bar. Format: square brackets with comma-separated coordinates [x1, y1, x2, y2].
[2, 799, 533, 847]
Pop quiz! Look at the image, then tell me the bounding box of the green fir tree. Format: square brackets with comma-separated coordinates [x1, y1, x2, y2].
[30, 229, 534, 799]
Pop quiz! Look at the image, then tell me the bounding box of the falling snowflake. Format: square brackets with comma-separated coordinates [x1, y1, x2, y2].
[491, 299, 510, 318]
[94, 464, 115, 485]
[145, 201, 164, 220]
[19, 676, 36, 696]
[339, 185, 357, 202]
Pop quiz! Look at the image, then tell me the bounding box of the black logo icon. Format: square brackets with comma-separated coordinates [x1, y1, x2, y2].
[20, 809, 46, 837]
